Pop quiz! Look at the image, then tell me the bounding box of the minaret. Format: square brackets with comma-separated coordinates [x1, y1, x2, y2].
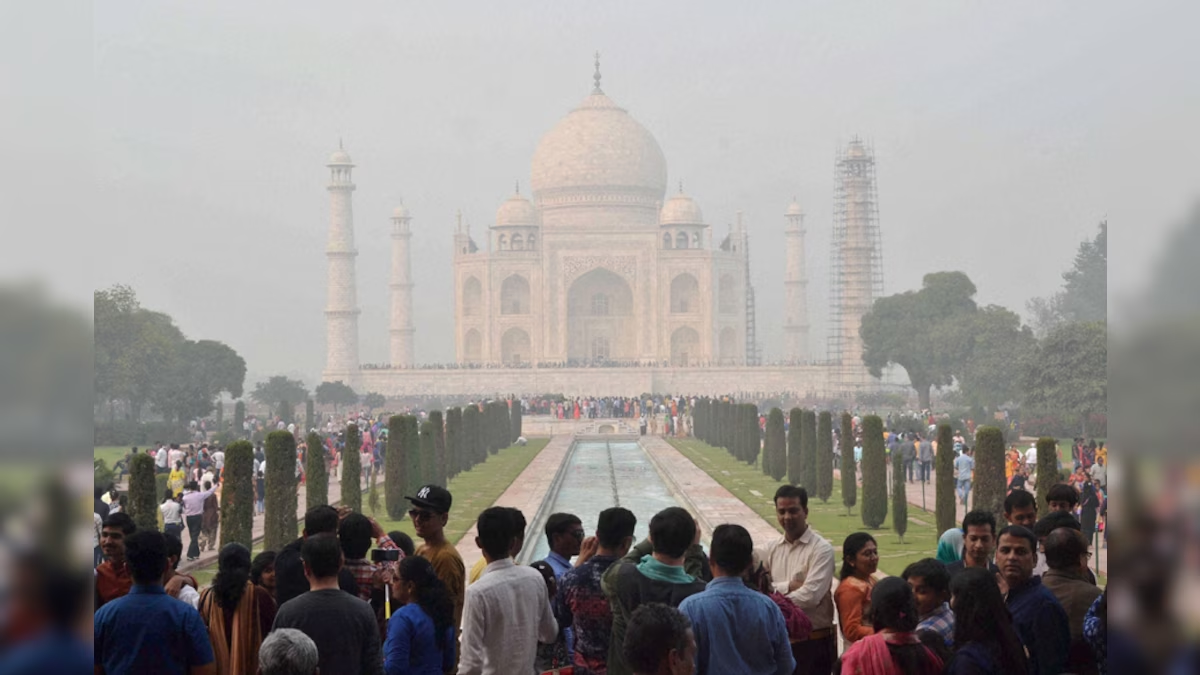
[323, 142, 361, 382]
[830, 138, 883, 388]
[783, 199, 811, 362]
[389, 203, 415, 367]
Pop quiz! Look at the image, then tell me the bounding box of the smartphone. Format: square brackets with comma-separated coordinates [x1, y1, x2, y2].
[371, 549, 401, 563]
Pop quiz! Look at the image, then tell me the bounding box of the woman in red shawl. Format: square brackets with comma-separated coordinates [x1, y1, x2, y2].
[837, 577, 943, 675]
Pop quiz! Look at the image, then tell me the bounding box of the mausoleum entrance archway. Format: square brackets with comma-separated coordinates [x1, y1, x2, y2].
[567, 268, 635, 363]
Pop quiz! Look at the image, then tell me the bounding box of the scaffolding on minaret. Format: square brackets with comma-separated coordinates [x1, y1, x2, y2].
[828, 138, 884, 386]
[739, 213, 762, 367]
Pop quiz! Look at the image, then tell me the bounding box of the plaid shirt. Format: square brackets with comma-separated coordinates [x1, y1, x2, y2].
[917, 602, 955, 647]
[343, 535, 403, 603]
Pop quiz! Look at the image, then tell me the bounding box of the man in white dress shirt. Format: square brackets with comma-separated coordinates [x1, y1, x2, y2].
[755, 485, 836, 675]
[459, 506, 558, 675]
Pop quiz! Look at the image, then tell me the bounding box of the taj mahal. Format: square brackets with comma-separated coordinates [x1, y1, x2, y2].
[322, 60, 884, 399]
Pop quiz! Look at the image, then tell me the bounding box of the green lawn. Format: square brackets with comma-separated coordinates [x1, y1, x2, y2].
[94, 446, 129, 468]
[669, 439, 940, 576]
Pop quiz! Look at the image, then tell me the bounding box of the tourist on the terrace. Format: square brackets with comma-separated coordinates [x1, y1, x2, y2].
[996, 525, 1071, 675]
[181, 480, 217, 561]
[756, 485, 836, 675]
[1041, 527, 1102, 675]
[258, 629, 319, 675]
[197, 543, 276, 675]
[834, 532, 879, 645]
[384, 555, 457, 675]
[901, 558, 954, 648]
[1003, 489, 1038, 529]
[622, 603, 696, 675]
[275, 505, 361, 606]
[837, 577, 944, 675]
[1046, 482, 1079, 514]
[467, 507, 526, 585]
[408, 484, 466, 630]
[95, 512, 136, 609]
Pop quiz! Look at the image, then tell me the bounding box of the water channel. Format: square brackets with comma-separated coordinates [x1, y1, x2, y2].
[524, 440, 681, 562]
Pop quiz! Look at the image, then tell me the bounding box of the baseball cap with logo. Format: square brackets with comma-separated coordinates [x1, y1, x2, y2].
[406, 485, 452, 514]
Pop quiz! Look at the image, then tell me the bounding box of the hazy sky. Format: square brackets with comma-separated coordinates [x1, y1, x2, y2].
[6, 1, 1196, 388]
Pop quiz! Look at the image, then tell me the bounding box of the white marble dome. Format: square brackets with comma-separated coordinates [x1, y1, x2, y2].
[786, 199, 803, 217]
[660, 191, 704, 225]
[495, 192, 539, 227]
[530, 92, 667, 208]
[328, 148, 353, 165]
[392, 204, 410, 219]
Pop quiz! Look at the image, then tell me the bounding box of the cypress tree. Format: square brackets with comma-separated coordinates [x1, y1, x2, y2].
[305, 431, 328, 510]
[219, 440, 254, 549]
[420, 421, 436, 488]
[743, 404, 760, 465]
[386, 415, 407, 519]
[892, 432, 909, 543]
[234, 400, 246, 438]
[510, 400, 522, 444]
[801, 410, 818, 491]
[462, 405, 480, 472]
[860, 415, 888, 529]
[279, 400, 294, 426]
[305, 399, 315, 432]
[340, 424, 363, 514]
[787, 408, 803, 485]
[973, 426, 1006, 523]
[264, 430, 299, 551]
[765, 408, 786, 481]
[128, 453, 158, 532]
[841, 412, 857, 515]
[445, 407, 462, 479]
[1036, 437, 1059, 517]
[817, 411, 834, 503]
[404, 415, 422, 494]
[495, 401, 509, 453]
[367, 463, 381, 516]
[935, 424, 956, 537]
[215, 400, 224, 433]
[430, 410, 447, 487]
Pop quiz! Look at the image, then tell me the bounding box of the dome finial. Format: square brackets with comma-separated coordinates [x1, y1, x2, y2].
[515, 180, 520, 195]
[593, 51, 602, 93]
[339, 137, 344, 150]
[678, 180, 684, 194]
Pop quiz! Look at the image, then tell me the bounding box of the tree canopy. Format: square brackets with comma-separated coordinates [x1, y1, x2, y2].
[1027, 221, 1107, 335]
[316, 380, 359, 412]
[363, 392, 387, 410]
[956, 305, 1037, 413]
[251, 376, 309, 408]
[1022, 320, 1107, 435]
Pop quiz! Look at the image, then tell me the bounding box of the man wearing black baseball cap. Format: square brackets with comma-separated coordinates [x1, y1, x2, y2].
[408, 484, 466, 634]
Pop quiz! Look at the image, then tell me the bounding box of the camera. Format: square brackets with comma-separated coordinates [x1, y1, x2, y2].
[371, 549, 401, 563]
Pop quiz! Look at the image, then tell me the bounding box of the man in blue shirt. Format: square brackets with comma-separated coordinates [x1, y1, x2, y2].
[544, 512, 584, 661]
[996, 525, 1071, 675]
[678, 524, 794, 675]
[94, 529, 215, 675]
[954, 446, 975, 506]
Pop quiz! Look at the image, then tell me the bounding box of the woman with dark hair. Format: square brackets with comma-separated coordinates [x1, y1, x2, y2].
[250, 550, 277, 600]
[835, 532, 879, 644]
[838, 577, 943, 675]
[198, 543, 277, 674]
[385, 555, 457, 675]
[946, 567, 1029, 674]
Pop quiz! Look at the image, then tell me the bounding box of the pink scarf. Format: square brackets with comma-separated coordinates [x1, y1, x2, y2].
[839, 631, 942, 675]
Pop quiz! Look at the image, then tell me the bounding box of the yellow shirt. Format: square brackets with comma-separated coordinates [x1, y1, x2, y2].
[168, 469, 186, 497]
[468, 556, 488, 585]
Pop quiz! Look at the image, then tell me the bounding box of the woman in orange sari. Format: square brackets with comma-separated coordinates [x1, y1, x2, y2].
[835, 532, 879, 645]
[199, 543, 277, 674]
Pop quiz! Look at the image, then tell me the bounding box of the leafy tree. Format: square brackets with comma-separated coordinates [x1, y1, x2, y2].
[817, 412, 834, 503]
[1027, 221, 1107, 334]
[860, 415, 888, 529]
[1022, 321, 1107, 436]
[128, 453, 158, 532]
[892, 433, 908, 543]
[385, 416, 408, 519]
[340, 424, 362, 514]
[935, 424, 956, 537]
[861, 271, 979, 410]
[764, 408, 786, 481]
[278, 400, 295, 426]
[973, 427, 1006, 523]
[220, 441, 254, 549]
[787, 408, 803, 485]
[957, 305, 1038, 415]
[363, 392, 387, 411]
[305, 432, 328, 510]
[252, 376, 309, 409]
[95, 286, 184, 422]
[801, 410, 818, 491]
[234, 401, 246, 438]
[149, 337, 245, 424]
[316, 381, 359, 414]
[840, 412, 856, 514]
[1035, 437, 1059, 517]
[264, 431, 298, 551]
[445, 407, 462, 479]
[430, 410, 447, 487]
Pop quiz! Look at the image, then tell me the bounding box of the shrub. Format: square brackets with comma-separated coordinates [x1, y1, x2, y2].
[801, 410, 818, 491]
[386, 415, 407, 520]
[278, 400, 294, 426]
[430, 410, 446, 488]
[764, 408, 786, 481]
[234, 401, 246, 438]
[367, 464, 381, 516]
[510, 400, 522, 444]
[787, 408, 803, 485]
[841, 412, 856, 513]
[973, 426, 1006, 523]
[95, 458, 115, 494]
[860, 415, 888, 529]
[264, 431, 298, 551]
[420, 421, 436, 486]
[817, 411, 834, 503]
[219, 441, 254, 550]
[305, 432, 328, 510]
[445, 407, 462, 479]
[1036, 437, 1059, 518]
[462, 405, 480, 473]
[935, 424, 956, 538]
[740, 404, 758, 465]
[128, 453, 158, 532]
[892, 431, 908, 543]
[404, 415, 422, 495]
[340, 424, 362, 514]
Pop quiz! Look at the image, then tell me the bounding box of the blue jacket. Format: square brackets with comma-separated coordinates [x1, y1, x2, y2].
[1006, 576, 1071, 675]
[678, 576, 795, 675]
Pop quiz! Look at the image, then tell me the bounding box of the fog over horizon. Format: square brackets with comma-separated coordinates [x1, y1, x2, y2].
[55, 1, 1198, 386]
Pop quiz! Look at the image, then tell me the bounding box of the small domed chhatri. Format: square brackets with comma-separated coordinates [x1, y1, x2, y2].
[328, 140, 353, 166]
[495, 189, 539, 227]
[786, 199, 804, 217]
[660, 187, 705, 226]
[392, 204, 411, 219]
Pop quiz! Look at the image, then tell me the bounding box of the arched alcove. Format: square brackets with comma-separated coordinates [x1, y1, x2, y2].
[670, 273, 699, 314]
[500, 275, 531, 315]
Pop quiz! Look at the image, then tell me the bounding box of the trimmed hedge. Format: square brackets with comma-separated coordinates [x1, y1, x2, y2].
[430, 411, 446, 488]
[278, 400, 294, 426]
[462, 405, 480, 473]
[840, 412, 856, 513]
[128, 453, 158, 532]
[764, 408, 786, 481]
[860, 415, 888, 529]
[935, 424, 956, 537]
[801, 410, 818, 491]
[264, 430, 298, 551]
[386, 415, 407, 519]
[892, 431, 908, 542]
[510, 400, 522, 444]
[234, 401, 246, 438]
[420, 421, 436, 487]
[305, 399, 315, 432]
[817, 411, 834, 503]
[220, 440, 254, 549]
[973, 426, 1007, 523]
[787, 408, 803, 486]
[404, 415, 422, 495]
[1036, 437, 1059, 517]
[445, 407, 462, 479]
[305, 432, 328, 510]
[340, 424, 363, 514]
